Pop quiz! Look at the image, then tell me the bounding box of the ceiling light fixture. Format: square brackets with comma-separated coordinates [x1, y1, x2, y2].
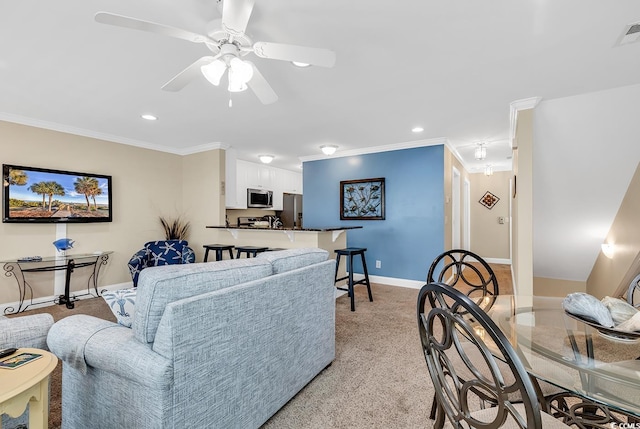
[258, 155, 274, 164]
[484, 165, 493, 176]
[411, 126, 424, 133]
[474, 142, 487, 160]
[601, 243, 615, 258]
[320, 145, 338, 156]
[141, 114, 157, 121]
[201, 46, 254, 93]
[291, 61, 311, 68]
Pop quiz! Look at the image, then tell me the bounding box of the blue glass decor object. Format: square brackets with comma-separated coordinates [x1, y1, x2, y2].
[53, 238, 75, 252]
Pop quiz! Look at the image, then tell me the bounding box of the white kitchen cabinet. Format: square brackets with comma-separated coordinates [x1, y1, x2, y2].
[225, 151, 302, 210]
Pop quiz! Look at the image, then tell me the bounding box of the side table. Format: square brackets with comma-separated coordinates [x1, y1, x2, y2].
[0, 348, 58, 429]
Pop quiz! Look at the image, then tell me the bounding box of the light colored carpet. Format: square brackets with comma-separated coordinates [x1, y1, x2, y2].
[262, 283, 433, 428]
[16, 283, 435, 429]
[13, 262, 515, 429]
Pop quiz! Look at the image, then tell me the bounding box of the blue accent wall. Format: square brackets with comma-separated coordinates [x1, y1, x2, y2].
[303, 146, 445, 282]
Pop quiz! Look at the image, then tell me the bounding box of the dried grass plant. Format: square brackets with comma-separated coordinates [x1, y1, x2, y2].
[159, 216, 191, 241]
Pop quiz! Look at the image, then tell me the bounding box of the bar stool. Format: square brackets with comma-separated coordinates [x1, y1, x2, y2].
[203, 244, 235, 262]
[235, 245, 269, 258]
[334, 247, 373, 311]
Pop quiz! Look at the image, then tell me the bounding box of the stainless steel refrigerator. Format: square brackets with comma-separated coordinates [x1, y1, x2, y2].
[280, 193, 303, 228]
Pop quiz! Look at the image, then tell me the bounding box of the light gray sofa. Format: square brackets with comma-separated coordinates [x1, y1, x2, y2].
[0, 313, 55, 429]
[47, 248, 336, 429]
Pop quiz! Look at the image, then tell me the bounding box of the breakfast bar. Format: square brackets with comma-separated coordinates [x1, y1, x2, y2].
[205, 225, 362, 254]
[205, 226, 363, 282]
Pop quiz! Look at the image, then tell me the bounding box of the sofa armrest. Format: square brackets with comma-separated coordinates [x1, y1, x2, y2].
[0, 313, 54, 349]
[47, 314, 172, 389]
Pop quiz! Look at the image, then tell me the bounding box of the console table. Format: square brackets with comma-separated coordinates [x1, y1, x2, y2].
[1, 252, 112, 314]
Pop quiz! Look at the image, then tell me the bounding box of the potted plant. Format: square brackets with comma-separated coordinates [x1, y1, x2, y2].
[159, 216, 190, 241]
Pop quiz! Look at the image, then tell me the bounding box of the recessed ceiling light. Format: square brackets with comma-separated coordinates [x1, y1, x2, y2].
[291, 61, 311, 68]
[411, 126, 424, 133]
[141, 114, 157, 121]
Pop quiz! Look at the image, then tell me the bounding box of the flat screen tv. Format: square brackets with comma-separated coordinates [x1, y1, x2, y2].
[2, 164, 112, 223]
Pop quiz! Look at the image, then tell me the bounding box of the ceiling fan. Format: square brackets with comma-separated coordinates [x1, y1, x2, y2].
[95, 0, 336, 105]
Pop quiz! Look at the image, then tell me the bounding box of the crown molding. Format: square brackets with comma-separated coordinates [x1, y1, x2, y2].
[509, 97, 542, 148]
[298, 137, 448, 162]
[0, 112, 227, 155]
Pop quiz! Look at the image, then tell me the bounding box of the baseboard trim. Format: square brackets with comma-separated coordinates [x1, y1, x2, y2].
[483, 258, 511, 265]
[351, 273, 425, 289]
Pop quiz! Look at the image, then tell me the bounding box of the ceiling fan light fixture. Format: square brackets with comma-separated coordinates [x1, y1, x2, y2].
[227, 58, 254, 92]
[320, 145, 338, 156]
[259, 154, 274, 164]
[201, 59, 227, 86]
[291, 61, 311, 68]
[230, 57, 254, 82]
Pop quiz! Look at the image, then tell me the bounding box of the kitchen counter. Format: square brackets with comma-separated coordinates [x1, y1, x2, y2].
[206, 226, 363, 232]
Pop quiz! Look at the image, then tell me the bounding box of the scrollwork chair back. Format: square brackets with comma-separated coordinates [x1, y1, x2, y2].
[417, 282, 568, 429]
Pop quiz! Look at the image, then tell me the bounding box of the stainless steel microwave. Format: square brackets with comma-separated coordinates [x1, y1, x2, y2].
[247, 188, 273, 208]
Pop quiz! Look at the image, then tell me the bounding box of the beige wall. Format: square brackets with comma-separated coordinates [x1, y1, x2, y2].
[533, 277, 586, 297]
[0, 121, 224, 305]
[182, 150, 226, 261]
[470, 171, 510, 260]
[512, 109, 534, 296]
[587, 162, 640, 299]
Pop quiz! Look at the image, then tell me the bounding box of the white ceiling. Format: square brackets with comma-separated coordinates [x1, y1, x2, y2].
[2, 1, 639, 174]
[2, 1, 640, 285]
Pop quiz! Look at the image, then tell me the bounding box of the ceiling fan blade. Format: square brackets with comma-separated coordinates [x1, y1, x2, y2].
[246, 62, 278, 105]
[253, 42, 336, 68]
[95, 12, 210, 44]
[221, 0, 255, 36]
[161, 56, 216, 91]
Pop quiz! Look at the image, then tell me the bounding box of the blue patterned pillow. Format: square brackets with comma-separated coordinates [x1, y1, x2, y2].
[102, 288, 137, 328]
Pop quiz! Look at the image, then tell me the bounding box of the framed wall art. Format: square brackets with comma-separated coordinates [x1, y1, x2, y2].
[340, 178, 385, 220]
[479, 191, 500, 210]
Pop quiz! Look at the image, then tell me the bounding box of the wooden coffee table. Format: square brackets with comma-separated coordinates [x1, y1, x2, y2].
[0, 348, 58, 429]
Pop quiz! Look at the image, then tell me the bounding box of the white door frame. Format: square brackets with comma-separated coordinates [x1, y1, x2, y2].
[463, 178, 470, 250]
[452, 167, 461, 249]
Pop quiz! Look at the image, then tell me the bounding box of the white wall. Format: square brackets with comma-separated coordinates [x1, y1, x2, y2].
[533, 83, 640, 282]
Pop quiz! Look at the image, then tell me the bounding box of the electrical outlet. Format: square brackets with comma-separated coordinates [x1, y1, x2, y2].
[375, 260, 381, 268]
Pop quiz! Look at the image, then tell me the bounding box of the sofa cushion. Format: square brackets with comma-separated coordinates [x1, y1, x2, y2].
[257, 248, 329, 274]
[134, 258, 273, 344]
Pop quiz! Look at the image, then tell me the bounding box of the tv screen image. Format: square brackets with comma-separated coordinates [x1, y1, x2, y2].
[2, 164, 112, 223]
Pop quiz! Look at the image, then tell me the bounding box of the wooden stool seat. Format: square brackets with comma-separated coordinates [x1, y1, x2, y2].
[334, 247, 373, 311]
[203, 244, 235, 262]
[236, 245, 269, 258]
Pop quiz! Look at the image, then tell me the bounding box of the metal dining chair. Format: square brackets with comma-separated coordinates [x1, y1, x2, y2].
[417, 282, 572, 428]
[425, 249, 498, 419]
[427, 249, 499, 303]
[425, 249, 566, 422]
[625, 273, 640, 307]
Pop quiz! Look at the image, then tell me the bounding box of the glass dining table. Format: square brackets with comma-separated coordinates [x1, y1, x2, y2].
[484, 295, 640, 423]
